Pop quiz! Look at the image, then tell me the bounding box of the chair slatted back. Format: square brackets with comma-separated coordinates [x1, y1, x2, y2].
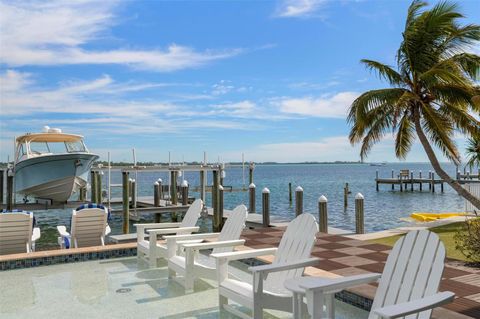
[265, 213, 318, 293]
[0, 213, 33, 254]
[464, 184, 480, 214]
[212, 205, 248, 254]
[71, 208, 108, 248]
[369, 230, 445, 319]
[179, 199, 203, 228]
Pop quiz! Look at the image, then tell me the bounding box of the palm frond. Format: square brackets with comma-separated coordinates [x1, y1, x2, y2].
[466, 137, 480, 168]
[361, 59, 405, 86]
[421, 103, 460, 163]
[438, 102, 480, 137]
[395, 113, 415, 159]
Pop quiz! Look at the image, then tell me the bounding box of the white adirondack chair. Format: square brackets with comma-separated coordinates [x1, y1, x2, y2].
[57, 206, 110, 249]
[287, 230, 455, 319]
[166, 204, 248, 292]
[212, 213, 320, 319]
[0, 212, 41, 254]
[135, 198, 203, 267]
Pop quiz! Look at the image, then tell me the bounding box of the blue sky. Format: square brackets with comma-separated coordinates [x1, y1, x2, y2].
[1, 0, 479, 163]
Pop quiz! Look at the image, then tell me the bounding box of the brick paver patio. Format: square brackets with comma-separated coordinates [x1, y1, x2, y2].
[241, 227, 480, 319]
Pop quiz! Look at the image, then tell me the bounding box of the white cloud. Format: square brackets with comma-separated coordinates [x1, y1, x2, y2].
[212, 100, 256, 115]
[211, 80, 235, 95]
[274, 0, 326, 18]
[0, 1, 241, 71]
[277, 91, 359, 118]
[288, 81, 340, 90]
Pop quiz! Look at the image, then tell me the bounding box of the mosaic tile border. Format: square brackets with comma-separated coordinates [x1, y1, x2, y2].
[335, 289, 373, 311]
[0, 247, 137, 271]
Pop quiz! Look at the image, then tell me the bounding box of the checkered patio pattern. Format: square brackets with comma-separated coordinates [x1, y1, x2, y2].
[240, 227, 480, 319]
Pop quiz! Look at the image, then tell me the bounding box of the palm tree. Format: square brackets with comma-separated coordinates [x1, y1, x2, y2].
[348, 0, 480, 209]
[466, 137, 480, 168]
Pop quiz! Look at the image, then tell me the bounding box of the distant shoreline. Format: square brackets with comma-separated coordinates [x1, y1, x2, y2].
[0, 161, 461, 167]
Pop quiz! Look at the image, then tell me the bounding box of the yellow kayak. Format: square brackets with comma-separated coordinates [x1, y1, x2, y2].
[410, 212, 467, 222]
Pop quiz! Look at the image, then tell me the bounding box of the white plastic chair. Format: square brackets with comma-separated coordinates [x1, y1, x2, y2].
[135, 198, 203, 267]
[0, 212, 40, 254]
[166, 204, 248, 292]
[212, 213, 319, 319]
[286, 230, 455, 319]
[57, 206, 110, 249]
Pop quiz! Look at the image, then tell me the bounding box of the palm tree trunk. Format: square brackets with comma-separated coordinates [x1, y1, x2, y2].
[413, 108, 480, 210]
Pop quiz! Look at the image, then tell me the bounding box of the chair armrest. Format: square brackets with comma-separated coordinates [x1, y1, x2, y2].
[32, 227, 41, 241]
[134, 222, 182, 228]
[299, 273, 382, 293]
[211, 247, 278, 261]
[105, 225, 111, 236]
[374, 291, 455, 319]
[164, 232, 220, 241]
[249, 257, 319, 274]
[181, 239, 245, 251]
[57, 225, 70, 237]
[147, 226, 199, 237]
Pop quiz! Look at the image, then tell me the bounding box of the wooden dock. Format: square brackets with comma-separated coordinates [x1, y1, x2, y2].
[375, 169, 480, 192]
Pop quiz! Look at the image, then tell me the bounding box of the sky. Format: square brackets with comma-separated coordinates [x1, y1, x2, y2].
[0, 0, 479, 163]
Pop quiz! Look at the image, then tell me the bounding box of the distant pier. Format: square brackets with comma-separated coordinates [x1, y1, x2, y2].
[375, 169, 480, 192]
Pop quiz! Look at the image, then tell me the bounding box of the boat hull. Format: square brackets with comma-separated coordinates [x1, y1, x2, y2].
[14, 153, 99, 202]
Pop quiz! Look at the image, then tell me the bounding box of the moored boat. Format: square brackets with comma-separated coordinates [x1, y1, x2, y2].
[14, 127, 99, 202]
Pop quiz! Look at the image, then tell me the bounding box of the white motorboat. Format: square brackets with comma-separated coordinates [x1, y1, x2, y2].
[14, 127, 99, 202]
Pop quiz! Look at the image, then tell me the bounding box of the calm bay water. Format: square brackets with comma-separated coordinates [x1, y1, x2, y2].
[32, 163, 469, 249]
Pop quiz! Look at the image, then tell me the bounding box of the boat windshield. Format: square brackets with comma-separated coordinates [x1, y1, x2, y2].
[30, 142, 50, 155]
[65, 141, 86, 153]
[28, 140, 87, 156]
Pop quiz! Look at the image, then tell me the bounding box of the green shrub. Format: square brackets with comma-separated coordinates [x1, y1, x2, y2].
[454, 218, 480, 263]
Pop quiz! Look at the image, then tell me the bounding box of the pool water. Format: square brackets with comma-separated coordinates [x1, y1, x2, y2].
[0, 257, 368, 319]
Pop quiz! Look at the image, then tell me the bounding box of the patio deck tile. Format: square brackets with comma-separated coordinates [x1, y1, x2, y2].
[242, 228, 480, 319]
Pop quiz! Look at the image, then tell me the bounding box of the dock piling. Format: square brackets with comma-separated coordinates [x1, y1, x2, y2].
[376, 170, 379, 191]
[220, 164, 225, 186]
[355, 193, 365, 234]
[131, 179, 136, 208]
[249, 162, 255, 185]
[0, 169, 4, 204]
[6, 169, 13, 211]
[318, 195, 328, 233]
[212, 170, 221, 232]
[391, 170, 394, 190]
[154, 181, 161, 222]
[181, 180, 189, 205]
[154, 181, 160, 206]
[295, 186, 303, 216]
[249, 183, 256, 214]
[97, 171, 103, 204]
[419, 171, 423, 191]
[410, 172, 414, 191]
[218, 185, 224, 229]
[262, 187, 270, 227]
[122, 171, 130, 234]
[199, 170, 205, 201]
[170, 171, 178, 221]
[288, 182, 292, 204]
[431, 172, 435, 192]
[158, 178, 163, 199]
[90, 171, 97, 203]
[344, 183, 348, 208]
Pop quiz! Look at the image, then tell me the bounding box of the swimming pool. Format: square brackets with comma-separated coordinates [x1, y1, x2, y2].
[0, 257, 368, 318]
